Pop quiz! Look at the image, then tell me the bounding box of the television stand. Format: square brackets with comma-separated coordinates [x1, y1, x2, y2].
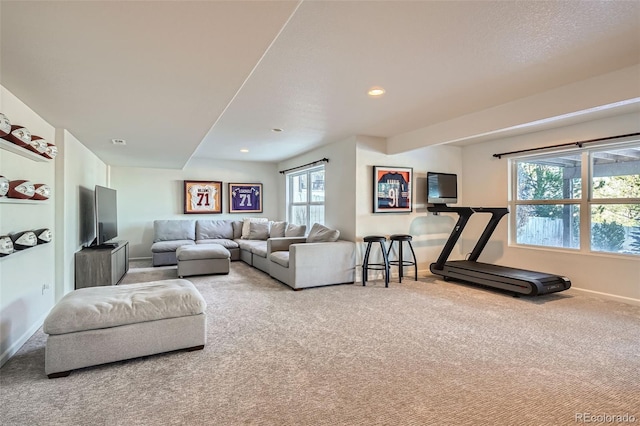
[90, 242, 119, 249]
[75, 240, 129, 289]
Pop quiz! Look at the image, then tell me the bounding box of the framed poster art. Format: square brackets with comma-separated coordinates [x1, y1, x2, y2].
[228, 183, 263, 213]
[373, 166, 413, 213]
[184, 180, 222, 214]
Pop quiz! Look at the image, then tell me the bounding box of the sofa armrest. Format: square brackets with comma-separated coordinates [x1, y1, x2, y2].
[267, 237, 307, 253]
[289, 240, 356, 287]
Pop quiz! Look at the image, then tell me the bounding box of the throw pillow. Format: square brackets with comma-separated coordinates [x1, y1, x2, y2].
[248, 221, 270, 240]
[306, 223, 340, 243]
[284, 223, 306, 237]
[269, 221, 287, 238]
[241, 217, 268, 239]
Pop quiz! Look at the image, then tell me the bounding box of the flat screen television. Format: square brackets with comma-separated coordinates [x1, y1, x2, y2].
[427, 172, 458, 205]
[93, 185, 118, 246]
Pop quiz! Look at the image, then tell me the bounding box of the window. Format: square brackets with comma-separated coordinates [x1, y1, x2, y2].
[511, 142, 640, 256]
[286, 165, 325, 230]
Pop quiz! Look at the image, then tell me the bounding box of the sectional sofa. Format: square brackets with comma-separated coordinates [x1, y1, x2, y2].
[152, 219, 303, 272]
[150, 219, 357, 290]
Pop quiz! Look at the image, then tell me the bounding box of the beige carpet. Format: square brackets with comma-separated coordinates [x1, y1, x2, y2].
[1, 261, 639, 426]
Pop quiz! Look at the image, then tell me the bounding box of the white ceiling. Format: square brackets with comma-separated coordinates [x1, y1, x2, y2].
[1, 1, 639, 169]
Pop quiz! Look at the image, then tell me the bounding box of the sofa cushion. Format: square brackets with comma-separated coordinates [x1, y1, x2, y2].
[177, 244, 230, 261]
[196, 220, 233, 240]
[44, 279, 206, 335]
[196, 239, 239, 249]
[151, 240, 195, 253]
[232, 220, 243, 239]
[242, 217, 268, 239]
[248, 221, 270, 240]
[154, 220, 195, 242]
[306, 223, 340, 243]
[270, 251, 289, 268]
[250, 242, 268, 258]
[269, 221, 287, 238]
[285, 224, 306, 237]
[237, 239, 268, 257]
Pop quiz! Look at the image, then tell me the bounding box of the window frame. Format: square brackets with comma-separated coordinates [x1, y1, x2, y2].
[509, 141, 640, 256]
[286, 164, 325, 230]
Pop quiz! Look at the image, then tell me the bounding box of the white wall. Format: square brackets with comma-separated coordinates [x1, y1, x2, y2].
[388, 65, 640, 153]
[1, 86, 107, 367]
[55, 129, 108, 297]
[275, 135, 464, 277]
[355, 135, 463, 274]
[276, 136, 357, 240]
[461, 112, 640, 304]
[111, 157, 279, 259]
[0, 86, 56, 366]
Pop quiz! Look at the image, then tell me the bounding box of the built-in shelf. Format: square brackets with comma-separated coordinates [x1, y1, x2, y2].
[0, 242, 50, 260]
[0, 198, 50, 205]
[0, 139, 50, 162]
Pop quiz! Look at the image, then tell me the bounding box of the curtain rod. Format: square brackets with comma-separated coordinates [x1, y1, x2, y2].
[492, 132, 640, 159]
[279, 158, 329, 174]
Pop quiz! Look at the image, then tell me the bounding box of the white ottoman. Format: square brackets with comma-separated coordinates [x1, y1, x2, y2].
[177, 244, 230, 277]
[44, 279, 206, 378]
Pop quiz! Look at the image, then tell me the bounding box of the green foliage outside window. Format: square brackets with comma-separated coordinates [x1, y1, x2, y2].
[630, 231, 640, 253]
[514, 145, 640, 254]
[591, 221, 625, 252]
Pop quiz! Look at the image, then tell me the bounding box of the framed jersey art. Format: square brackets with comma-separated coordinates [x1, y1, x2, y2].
[373, 166, 412, 213]
[229, 183, 262, 213]
[184, 180, 222, 214]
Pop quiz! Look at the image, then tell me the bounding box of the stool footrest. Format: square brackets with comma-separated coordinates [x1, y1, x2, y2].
[362, 237, 390, 288]
[387, 237, 418, 283]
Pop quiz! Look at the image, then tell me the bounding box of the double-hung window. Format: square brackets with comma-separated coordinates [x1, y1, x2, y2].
[510, 142, 640, 256]
[286, 165, 325, 229]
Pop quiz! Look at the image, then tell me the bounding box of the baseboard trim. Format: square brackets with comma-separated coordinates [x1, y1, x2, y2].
[569, 287, 640, 307]
[0, 311, 49, 368]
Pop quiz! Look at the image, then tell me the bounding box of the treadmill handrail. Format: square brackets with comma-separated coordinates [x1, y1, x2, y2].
[467, 208, 509, 261]
[427, 205, 509, 270]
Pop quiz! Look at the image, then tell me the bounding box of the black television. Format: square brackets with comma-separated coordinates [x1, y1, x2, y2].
[93, 185, 118, 246]
[427, 172, 458, 205]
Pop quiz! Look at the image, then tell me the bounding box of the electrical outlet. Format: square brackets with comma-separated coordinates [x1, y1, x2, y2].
[42, 283, 50, 295]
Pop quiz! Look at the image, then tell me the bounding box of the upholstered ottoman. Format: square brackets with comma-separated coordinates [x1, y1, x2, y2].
[177, 244, 230, 277]
[43, 279, 206, 378]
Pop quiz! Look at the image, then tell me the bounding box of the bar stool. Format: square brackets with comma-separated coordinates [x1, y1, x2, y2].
[387, 234, 417, 283]
[362, 236, 390, 288]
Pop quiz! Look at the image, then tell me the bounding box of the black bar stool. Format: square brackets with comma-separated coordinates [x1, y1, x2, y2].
[362, 236, 390, 288]
[387, 234, 417, 283]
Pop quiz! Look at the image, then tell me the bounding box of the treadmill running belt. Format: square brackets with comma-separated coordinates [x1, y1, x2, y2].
[433, 260, 570, 295]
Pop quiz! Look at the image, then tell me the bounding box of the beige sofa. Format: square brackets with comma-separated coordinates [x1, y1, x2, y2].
[151, 220, 356, 290]
[150, 219, 305, 274]
[268, 224, 357, 290]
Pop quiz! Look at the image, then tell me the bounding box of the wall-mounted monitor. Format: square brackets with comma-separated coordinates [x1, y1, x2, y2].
[427, 172, 457, 205]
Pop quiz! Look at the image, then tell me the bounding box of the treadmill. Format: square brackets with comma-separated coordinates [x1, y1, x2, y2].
[427, 205, 571, 296]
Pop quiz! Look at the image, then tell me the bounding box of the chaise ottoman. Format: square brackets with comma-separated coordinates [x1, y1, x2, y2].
[43, 279, 207, 378]
[177, 244, 230, 277]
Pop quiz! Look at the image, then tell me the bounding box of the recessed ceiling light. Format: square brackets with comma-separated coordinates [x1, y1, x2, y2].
[367, 87, 385, 97]
[240, 148, 249, 153]
[271, 128, 283, 133]
[111, 138, 126, 145]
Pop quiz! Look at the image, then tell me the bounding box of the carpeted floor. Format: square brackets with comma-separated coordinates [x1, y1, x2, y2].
[1, 261, 638, 426]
